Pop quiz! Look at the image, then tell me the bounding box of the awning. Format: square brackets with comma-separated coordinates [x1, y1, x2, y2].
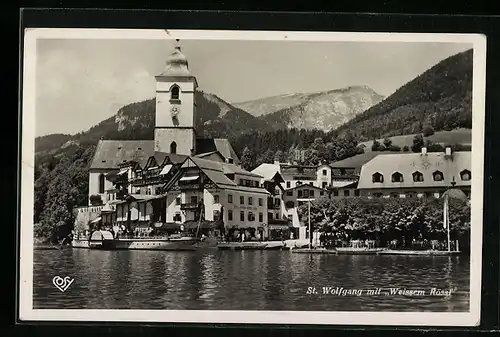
[180, 175, 199, 181]
[117, 168, 128, 175]
[160, 164, 172, 175]
[90, 217, 102, 224]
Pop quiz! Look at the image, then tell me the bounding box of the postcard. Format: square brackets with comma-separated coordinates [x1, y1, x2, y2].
[19, 28, 486, 326]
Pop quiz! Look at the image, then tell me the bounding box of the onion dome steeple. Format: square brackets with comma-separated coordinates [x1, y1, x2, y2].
[159, 39, 191, 77]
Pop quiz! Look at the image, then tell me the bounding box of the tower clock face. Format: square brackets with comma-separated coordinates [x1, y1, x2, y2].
[171, 106, 180, 117]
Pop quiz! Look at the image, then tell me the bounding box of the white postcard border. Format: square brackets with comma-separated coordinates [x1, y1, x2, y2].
[19, 28, 486, 326]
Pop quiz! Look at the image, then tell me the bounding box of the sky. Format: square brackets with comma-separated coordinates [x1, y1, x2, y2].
[34, 38, 471, 137]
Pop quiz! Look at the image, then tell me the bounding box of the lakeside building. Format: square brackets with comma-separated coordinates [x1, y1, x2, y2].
[357, 147, 471, 198]
[74, 41, 297, 241]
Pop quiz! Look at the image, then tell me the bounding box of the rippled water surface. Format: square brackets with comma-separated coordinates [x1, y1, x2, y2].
[33, 249, 469, 311]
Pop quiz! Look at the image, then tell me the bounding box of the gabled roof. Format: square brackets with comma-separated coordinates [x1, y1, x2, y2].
[357, 151, 471, 190]
[90, 140, 154, 170]
[195, 138, 240, 165]
[251, 163, 281, 180]
[195, 151, 225, 161]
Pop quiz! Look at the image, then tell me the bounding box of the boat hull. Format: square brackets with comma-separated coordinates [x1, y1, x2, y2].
[72, 238, 197, 251]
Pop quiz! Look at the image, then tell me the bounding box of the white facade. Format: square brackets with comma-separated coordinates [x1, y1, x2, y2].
[154, 78, 197, 156]
[88, 170, 115, 205]
[316, 164, 332, 189]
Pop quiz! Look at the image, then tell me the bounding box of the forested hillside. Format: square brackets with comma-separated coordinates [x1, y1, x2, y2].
[336, 49, 473, 140]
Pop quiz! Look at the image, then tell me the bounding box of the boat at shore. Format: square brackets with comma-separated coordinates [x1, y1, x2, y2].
[72, 230, 198, 251]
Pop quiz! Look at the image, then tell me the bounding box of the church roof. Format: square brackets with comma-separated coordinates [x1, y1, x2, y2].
[91, 138, 238, 170]
[357, 151, 471, 190]
[90, 140, 154, 170]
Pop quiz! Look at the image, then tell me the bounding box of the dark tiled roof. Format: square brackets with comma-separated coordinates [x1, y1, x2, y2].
[90, 140, 154, 170]
[330, 152, 391, 170]
[195, 138, 240, 165]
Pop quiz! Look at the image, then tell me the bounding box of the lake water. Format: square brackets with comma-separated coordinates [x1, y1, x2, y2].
[33, 248, 470, 312]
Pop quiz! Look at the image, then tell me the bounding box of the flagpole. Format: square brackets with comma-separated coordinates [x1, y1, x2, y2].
[308, 199, 312, 249]
[445, 194, 450, 252]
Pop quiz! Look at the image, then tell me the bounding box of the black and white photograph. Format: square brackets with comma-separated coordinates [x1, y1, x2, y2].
[19, 29, 486, 326]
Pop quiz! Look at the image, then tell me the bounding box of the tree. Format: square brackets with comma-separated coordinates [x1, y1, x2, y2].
[402, 145, 410, 152]
[371, 140, 383, 151]
[411, 134, 425, 153]
[423, 124, 435, 137]
[260, 148, 275, 164]
[240, 147, 255, 171]
[383, 137, 393, 148]
[274, 150, 285, 163]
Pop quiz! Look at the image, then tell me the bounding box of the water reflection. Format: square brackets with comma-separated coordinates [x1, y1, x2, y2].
[33, 249, 470, 312]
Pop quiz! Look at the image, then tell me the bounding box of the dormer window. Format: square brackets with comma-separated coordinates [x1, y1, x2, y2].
[391, 172, 404, 183]
[372, 172, 384, 183]
[433, 170, 444, 182]
[412, 171, 424, 182]
[460, 169, 471, 181]
[170, 85, 180, 100]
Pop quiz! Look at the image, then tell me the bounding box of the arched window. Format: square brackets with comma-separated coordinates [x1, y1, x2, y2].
[412, 171, 424, 182]
[98, 174, 105, 194]
[170, 141, 177, 154]
[433, 170, 444, 182]
[372, 172, 384, 183]
[460, 169, 471, 181]
[391, 172, 404, 183]
[170, 85, 180, 100]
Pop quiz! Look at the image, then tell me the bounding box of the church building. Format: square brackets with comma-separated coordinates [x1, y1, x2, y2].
[78, 40, 290, 240]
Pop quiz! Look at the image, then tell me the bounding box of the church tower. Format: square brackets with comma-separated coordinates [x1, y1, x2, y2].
[154, 39, 198, 156]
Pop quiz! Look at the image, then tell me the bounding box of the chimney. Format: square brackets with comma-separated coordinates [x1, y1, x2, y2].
[421, 147, 427, 155]
[445, 147, 452, 156]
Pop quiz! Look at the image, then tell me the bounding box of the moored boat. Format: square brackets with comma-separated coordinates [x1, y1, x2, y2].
[72, 230, 198, 251]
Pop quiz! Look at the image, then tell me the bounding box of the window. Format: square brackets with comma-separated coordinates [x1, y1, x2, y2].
[322, 169, 327, 176]
[240, 196, 244, 205]
[240, 211, 245, 221]
[259, 212, 263, 222]
[170, 141, 177, 154]
[412, 171, 424, 182]
[98, 174, 105, 194]
[286, 181, 291, 188]
[268, 212, 273, 220]
[285, 201, 295, 208]
[170, 85, 180, 100]
[286, 191, 293, 196]
[298, 190, 303, 198]
[310, 190, 315, 197]
[174, 212, 182, 222]
[146, 188, 152, 195]
[190, 196, 198, 205]
[333, 190, 339, 196]
[258, 198, 263, 206]
[213, 195, 219, 204]
[344, 190, 350, 197]
[176, 197, 181, 205]
[433, 170, 444, 182]
[155, 187, 161, 195]
[228, 194, 233, 203]
[213, 210, 221, 221]
[303, 190, 309, 198]
[320, 191, 324, 196]
[228, 210, 233, 221]
[239, 179, 243, 185]
[248, 212, 255, 221]
[248, 197, 253, 205]
[391, 172, 404, 183]
[322, 182, 327, 189]
[354, 190, 360, 196]
[460, 169, 471, 181]
[372, 172, 384, 183]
